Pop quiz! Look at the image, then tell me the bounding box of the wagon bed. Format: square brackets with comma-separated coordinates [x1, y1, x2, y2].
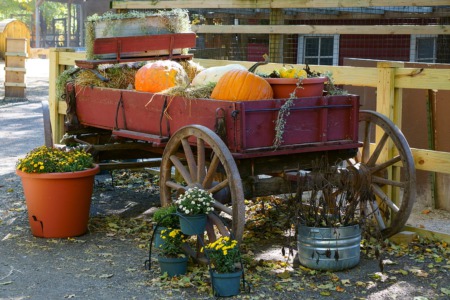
[72, 85, 360, 158]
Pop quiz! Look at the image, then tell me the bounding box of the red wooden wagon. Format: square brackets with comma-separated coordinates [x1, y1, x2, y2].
[49, 33, 416, 243]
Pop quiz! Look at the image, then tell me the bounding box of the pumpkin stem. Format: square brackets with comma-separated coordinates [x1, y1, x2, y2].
[248, 53, 270, 73]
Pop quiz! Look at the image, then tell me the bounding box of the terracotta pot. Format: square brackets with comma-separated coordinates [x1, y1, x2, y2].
[16, 165, 100, 238]
[265, 77, 327, 99]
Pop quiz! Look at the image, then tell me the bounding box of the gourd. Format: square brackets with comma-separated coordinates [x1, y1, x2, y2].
[279, 66, 308, 79]
[135, 60, 189, 93]
[191, 64, 247, 86]
[210, 69, 273, 101]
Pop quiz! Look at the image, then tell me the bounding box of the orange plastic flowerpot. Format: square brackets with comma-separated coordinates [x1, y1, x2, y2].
[16, 165, 100, 238]
[265, 77, 327, 99]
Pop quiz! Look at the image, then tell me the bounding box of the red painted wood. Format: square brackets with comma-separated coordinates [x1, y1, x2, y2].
[93, 33, 196, 56]
[75, 85, 360, 157]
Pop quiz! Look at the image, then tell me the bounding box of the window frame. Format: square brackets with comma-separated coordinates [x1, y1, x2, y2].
[410, 35, 437, 63]
[297, 34, 339, 66]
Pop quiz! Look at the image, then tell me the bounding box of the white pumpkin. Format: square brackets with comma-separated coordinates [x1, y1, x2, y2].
[191, 64, 247, 86]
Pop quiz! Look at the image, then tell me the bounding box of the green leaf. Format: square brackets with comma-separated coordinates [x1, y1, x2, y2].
[441, 287, 450, 295]
[318, 283, 334, 290]
[277, 270, 291, 279]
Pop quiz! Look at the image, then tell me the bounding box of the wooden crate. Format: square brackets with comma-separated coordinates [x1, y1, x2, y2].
[4, 38, 27, 98]
[5, 38, 27, 53]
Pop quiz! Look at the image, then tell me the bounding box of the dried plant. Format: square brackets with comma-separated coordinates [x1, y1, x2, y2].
[293, 157, 373, 228]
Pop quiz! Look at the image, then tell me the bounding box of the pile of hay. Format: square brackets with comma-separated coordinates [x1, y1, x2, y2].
[68, 59, 212, 99]
[161, 82, 216, 99]
[74, 63, 142, 90]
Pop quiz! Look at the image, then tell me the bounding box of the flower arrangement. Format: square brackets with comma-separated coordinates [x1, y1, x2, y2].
[204, 236, 240, 273]
[175, 187, 215, 216]
[158, 228, 187, 258]
[152, 204, 179, 228]
[16, 146, 94, 174]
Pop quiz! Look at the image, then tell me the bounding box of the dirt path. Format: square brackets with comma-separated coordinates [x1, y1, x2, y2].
[1, 59, 450, 299]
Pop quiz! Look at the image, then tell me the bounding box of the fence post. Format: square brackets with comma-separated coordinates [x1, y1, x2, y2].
[376, 61, 404, 206]
[49, 48, 75, 144]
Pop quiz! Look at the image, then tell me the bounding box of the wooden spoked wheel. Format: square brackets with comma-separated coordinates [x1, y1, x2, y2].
[159, 125, 245, 242]
[348, 110, 416, 238]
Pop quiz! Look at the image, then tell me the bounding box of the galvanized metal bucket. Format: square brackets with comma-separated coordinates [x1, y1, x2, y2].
[297, 224, 361, 271]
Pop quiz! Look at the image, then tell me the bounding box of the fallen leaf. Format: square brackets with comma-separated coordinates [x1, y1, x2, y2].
[397, 269, 409, 275]
[409, 269, 428, 278]
[0, 281, 13, 285]
[336, 285, 345, 292]
[318, 283, 334, 290]
[383, 259, 396, 265]
[441, 287, 450, 295]
[2, 233, 14, 241]
[277, 270, 290, 279]
[421, 209, 432, 214]
[320, 291, 331, 296]
[99, 273, 114, 279]
[355, 281, 366, 287]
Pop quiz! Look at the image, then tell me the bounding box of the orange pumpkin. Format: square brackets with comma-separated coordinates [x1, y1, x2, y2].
[135, 60, 189, 93]
[210, 69, 273, 101]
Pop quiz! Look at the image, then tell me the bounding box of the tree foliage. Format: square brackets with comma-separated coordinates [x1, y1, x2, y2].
[0, 0, 67, 32]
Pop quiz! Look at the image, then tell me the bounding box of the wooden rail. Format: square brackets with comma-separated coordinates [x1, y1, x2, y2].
[111, 0, 450, 9]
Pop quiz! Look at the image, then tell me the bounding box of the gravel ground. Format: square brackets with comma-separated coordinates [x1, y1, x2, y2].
[1, 59, 450, 300]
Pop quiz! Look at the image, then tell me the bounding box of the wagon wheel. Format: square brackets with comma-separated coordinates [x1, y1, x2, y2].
[348, 110, 416, 238]
[159, 125, 245, 243]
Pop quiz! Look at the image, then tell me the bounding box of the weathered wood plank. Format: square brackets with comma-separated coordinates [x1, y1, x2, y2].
[191, 25, 450, 35]
[404, 226, 450, 244]
[112, 0, 450, 9]
[395, 68, 450, 91]
[412, 148, 450, 175]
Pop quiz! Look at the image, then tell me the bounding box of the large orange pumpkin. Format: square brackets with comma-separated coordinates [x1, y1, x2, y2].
[210, 69, 273, 101]
[135, 60, 189, 93]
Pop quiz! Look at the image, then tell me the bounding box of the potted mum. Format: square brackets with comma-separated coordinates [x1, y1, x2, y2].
[157, 228, 189, 277]
[152, 204, 179, 248]
[263, 65, 328, 99]
[175, 187, 215, 235]
[15, 145, 99, 238]
[204, 236, 242, 297]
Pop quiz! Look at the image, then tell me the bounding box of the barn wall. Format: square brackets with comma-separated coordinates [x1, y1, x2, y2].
[339, 35, 410, 65]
